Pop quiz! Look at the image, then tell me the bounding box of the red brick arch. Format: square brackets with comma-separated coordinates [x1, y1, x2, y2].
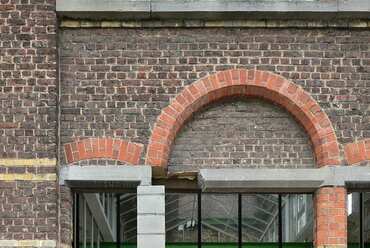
[146, 69, 340, 168]
[64, 138, 144, 165]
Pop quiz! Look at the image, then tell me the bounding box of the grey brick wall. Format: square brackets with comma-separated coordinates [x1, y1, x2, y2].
[0, 0, 57, 159]
[0, 181, 57, 240]
[60, 28, 370, 167]
[0, 0, 58, 245]
[169, 99, 315, 171]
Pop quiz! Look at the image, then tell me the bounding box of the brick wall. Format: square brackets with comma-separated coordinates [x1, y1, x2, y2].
[169, 99, 314, 171]
[0, 0, 58, 246]
[0, 181, 57, 240]
[60, 28, 370, 167]
[0, 0, 57, 159]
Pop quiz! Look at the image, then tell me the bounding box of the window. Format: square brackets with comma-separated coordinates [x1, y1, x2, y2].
[166, 193, 198, 247]
[242, 194, 279, 246]
[165, 192, 313, 248]
[202, 194, 238, 248]
[73, 192, 137, 248]
[282, 195, 313, 245]
[73, 191, 313, 248]
[74, 194, 107, 248]
[347, 192, 370, 248]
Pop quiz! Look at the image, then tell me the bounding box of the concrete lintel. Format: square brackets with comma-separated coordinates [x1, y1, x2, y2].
[198, 167, 370, 193]
[336, 166, 370, 189]
[56, 0, 150, 20]
[56, 0, 370, 21]
[59, 165, 152, 188]
[338, 0, 370, 12]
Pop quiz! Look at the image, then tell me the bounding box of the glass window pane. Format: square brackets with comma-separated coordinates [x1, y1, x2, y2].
[202, 194, 238, 248]
[242, 194, 279, 248]
[166, 193, 198, 248]
[364, 193, 370, 248]
[78, 195, 84, 248]
[348, 192, 361, 248]
[119, 193, 137, 248]
[86, 206, 93, 247]
[282, 194, 313, 247]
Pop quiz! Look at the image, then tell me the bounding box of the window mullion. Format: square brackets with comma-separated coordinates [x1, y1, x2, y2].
[360, 192, 364, 248]
[116, 194, 121, 248]
[238, 193, 242, 248]
[278, 194, 282, 248]
[198, 191, 202, 248]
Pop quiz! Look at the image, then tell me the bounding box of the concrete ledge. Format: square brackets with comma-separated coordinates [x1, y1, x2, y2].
[59, 165, 152, 187]
[59, 19, 370, 29]
[56, 0, 150, 20]
[56, 0, 370, 20]
[199, 166, 370, 193]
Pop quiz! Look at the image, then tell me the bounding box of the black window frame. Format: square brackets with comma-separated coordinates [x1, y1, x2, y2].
[348, 191, 368, 248]
[72, 191, 314, 248]
[166, 190, 314, 248]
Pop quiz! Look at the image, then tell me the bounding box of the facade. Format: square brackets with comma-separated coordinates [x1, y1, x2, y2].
[0, 0, 370, 247]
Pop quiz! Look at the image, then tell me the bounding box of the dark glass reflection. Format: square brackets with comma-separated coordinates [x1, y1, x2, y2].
[365, 193, 370, 247]
[166, 193, 198, 248]
[74, 192, 313, 248]
[242, 194, 279, 247]
[348, 192, 361, 247]
[282, 194, 313, 246]
[202, 194, 238, 248]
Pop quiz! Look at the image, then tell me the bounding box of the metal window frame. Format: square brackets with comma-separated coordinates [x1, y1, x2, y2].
[73, 193, 114, 248]
[73, 191, 314, 248]
[167, 191, 313, 248]
[352, 192, 366, 248]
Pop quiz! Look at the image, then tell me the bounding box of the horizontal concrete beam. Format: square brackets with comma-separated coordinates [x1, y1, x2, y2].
[56, 0, 370, 20]
[59, 166, 151, 188]
[56, 0, 150, 20]
[199, 166, 370, 193]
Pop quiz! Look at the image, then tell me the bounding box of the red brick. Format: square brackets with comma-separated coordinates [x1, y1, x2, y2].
[239, 69, 247, 84]
[64, 144, 73, 164]
[106, 138, 113, 158]
[118, 141, 128, 162]
[77, 141, 87, 160]
[217, 70, 226, 85]
[0, 122, 18, 129]
[345, 139, 370, 165]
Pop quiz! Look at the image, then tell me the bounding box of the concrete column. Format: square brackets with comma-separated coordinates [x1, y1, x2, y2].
[137, 185, 165, 248]
[314, 186, 347, 248]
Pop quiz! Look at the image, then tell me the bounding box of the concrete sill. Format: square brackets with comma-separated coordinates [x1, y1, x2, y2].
[56, 0, 370, 20]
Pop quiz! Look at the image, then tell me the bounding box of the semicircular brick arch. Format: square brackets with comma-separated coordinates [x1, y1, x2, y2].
[146, 69, 340, 168]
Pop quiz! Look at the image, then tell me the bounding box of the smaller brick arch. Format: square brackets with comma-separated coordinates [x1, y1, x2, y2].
[64, 138, 144, 165]
[146, 69, 340, 168]
[344, 138, 370, 165]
